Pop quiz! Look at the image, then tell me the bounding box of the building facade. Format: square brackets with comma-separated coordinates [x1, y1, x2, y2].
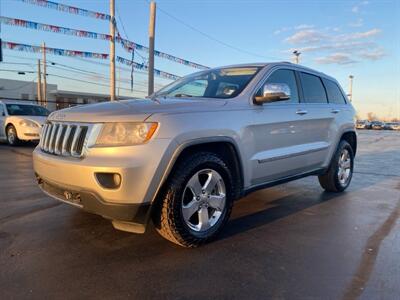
[0, 78, 130, 111]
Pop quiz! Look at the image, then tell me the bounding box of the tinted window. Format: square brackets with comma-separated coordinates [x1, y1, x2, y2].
[167, 79, 208, 97]
[262, 69, 299, 103]
[300, 73, 328, 103]
[0, 105, 4, 116]
[323, 79, 347, 104]
[6, 104, 50, 116]
[156, 67, 261, 99]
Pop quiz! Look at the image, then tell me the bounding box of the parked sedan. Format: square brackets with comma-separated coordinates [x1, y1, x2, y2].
[356, 120, 370, 129]
[384, 122, 400, 130]
[0, 100, 50, 145]
[371, 121, 384, 130]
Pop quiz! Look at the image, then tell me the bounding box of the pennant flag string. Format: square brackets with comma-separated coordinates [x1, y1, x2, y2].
[1, 16, 110, 40]
[1, 41, 181, 81]
[0, 16, 209, 70]
[15, 0, 111, 20]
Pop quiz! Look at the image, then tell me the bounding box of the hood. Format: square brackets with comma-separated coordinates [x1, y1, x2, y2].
[48, 98, 227, 123]
[14, 115, 47, 126]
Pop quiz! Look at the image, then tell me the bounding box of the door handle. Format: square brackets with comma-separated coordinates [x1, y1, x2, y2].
[296, 109, 308, 115]
[331, 109, 340, 114]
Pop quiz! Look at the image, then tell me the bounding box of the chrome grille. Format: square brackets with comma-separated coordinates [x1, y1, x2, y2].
[39, 122, 90, 158]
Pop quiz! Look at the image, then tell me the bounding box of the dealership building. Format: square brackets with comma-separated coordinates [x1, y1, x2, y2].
[0, 78, 128, 111]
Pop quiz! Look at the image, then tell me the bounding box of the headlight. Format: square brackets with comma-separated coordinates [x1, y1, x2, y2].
[95, 122, 158, 146]
[19, 120, 39, 128]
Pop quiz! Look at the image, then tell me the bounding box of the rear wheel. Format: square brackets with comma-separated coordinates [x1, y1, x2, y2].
[6, 125, 20, 146]
[153, 152, 234, 247]
[318, 140, 354, 192]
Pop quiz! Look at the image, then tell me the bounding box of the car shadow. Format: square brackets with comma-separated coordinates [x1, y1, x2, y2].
[0, 140, 38, 148]
[220, 185, 341, 241]
[219, 148, 399, 241]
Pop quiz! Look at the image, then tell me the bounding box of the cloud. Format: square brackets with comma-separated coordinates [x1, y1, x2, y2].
[358, 48, 386, 60]
[288, 41, 377, 54]
[273, 26, 290, 35]
[285, 29, 325, 44]
[315, 53, 357, 65]
[282, 25, 385, 65]
[273, 25, 314, 35]
[284, 28, 381, 46]
[349, 18, 363, 27]
[294, 24, 314, 30]
[337, 28, 381, 42]
[352, 1, 369, 14]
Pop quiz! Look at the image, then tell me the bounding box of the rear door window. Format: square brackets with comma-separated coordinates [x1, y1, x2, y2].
[322, 79, 347, 104]
[300, 72, 328, 104]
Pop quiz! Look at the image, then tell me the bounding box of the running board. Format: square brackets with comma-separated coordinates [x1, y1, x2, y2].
[243, 168, 326, 196]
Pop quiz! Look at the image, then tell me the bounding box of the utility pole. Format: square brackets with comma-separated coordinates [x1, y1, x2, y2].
[148, 1, 156, 96]
[42, 42, 47, 107]
[110, 0, 116, 101]
[293, 50, 301, 64]
[349, 75, 354, 102]
[117, 65, 121, 98]
[37, 59, 42, 105]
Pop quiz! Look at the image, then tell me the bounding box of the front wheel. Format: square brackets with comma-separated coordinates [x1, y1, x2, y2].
[153, 152, 234, 247]
[6, 125, 21, 146]
[318, 140, 354, 192]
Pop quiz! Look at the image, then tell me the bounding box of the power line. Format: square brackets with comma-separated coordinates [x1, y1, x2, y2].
[151, 1, 281, 60]
[0, 77, 37, 91]
[0, 68, 35, 74]
[115, 5, 147, 64]
[47, 73, 147, 94]
[0, 62, 34, 66]
[4, 53, 164, 79]
[3, 53, 170, 88]
[0, 68, 147, 93]
[47, 64, 149, 88]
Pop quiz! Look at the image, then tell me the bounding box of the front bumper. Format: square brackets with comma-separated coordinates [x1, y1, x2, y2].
[18, 126, 41, 140]
[36, 177, 150, 224]
[33, 138, 177, 223]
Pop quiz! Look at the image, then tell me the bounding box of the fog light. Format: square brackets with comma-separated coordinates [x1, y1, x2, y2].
[95, 172, 122, 189]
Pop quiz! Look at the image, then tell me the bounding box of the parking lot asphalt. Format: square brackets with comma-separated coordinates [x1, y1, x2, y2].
[0, 130, 399, 300]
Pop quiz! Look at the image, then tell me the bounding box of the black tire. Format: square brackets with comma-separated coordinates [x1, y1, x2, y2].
[6, 125, 21, 146]
[153, 152, 235, 247]
[318, 140, 354, 192]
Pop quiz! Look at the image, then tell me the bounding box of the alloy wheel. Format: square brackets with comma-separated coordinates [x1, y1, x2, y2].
[7, 127, 16, 145]
[181, 169, 226, 232]
[337, 148, 352, 187]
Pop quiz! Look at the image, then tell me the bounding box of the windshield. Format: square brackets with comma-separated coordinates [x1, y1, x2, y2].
[155, 67, 261, 99]
[6, 104, 50, 116]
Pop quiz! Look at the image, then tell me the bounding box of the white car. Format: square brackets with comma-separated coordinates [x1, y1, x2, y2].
[0, 100, 50, 146]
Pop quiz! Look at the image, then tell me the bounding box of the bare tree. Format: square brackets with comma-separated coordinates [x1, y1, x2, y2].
[367, 112, 377, 121]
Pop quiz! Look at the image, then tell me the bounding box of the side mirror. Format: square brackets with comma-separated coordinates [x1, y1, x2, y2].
[254, 83, 291, 105]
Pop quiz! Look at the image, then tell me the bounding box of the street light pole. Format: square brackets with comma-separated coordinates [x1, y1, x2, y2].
[148, 1, 156, 96]
[109, 0, 116, 101]
[293, 50, 301, 64]
[37, 59, 42, 105]
[42, 42, 47, 107]
[349, 75, 354, 102]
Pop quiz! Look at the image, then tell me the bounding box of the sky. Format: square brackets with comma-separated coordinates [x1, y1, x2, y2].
[0, 0, 399, 120]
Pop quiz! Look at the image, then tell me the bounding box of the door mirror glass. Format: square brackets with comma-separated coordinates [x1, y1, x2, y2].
[254, 83, 291, 105]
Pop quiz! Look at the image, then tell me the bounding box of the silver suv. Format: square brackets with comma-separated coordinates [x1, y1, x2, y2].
[33, 62, 357, 247]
